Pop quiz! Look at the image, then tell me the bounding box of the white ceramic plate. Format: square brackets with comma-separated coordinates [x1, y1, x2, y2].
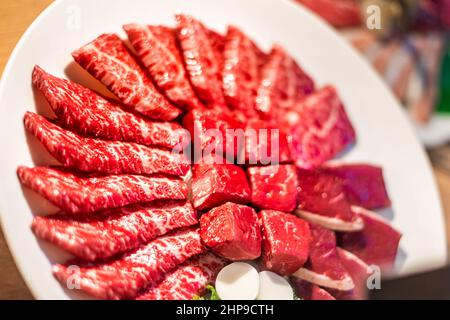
[0, 0, 447, 299]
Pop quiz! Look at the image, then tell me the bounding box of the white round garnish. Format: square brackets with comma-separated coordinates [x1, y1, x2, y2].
[215, 262, 260, 300]
[257, 271, 294, 300]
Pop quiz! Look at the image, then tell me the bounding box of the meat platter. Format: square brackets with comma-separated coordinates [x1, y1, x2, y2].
[0, 0, 446, 300]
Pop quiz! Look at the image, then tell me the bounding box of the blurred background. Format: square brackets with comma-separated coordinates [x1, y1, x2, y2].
[0, 0, 449, 299]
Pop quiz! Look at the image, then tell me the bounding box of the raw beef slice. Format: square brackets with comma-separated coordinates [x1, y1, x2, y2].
[296, 169, 364, 231]
[53, 228, 205, 299]
[124, 24, 203, 110]
[260, 210, 311, 275]
[338, 206, 401, 271]
[293, 224, 354, 291]
[200, 202, 261, 260]
[24, 112, 190, 176]
[183, 108, 244, 159]
[72, 33, 181, 121]
[17, 166, 188, 214]
[240, 118, 292, 165]
[292, 278, 336, 300]
[137, 253, 227, 300]
[289, 86, 356, 169]
[255, 45, 314, 114]
[222, 26, 265, 116]
[191, 159, 251, 210]
[323, 164, 391, 209]
[32, 201, 197, 261]
[176, 14, 226, 108]
[248, 165, 298, 212]
[32, 66, 187, 150]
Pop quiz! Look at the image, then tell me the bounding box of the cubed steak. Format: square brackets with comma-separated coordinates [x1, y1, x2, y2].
[292, 278, 336, 300]
[222, 26, 266, 117]
[191, 160, 251, 210]
[32, 201, 197, 261]
[183, 108, 244, 159]
[24, 112, 190, 176]
[248, 165, 298, 212]
[293, 224, 354, 291]
[124, 24, 203, 110]
[338, 206, 402, 271]
[255, 45, 314, 115]
[289, 86, 356, 169]
[260, 210, 311, 275]
[137, 253, 227, 300]
[53, 228, 205, 300]
[323, 164, 391, 209]
[239, 119, 292, 165]
[200, 202, 261, 260]
[17, 166, 187, 214]
[175, 14, 226, 108]
[32, 66, 187, 150]
[72, 33, 181, 121]
[295, 169, 364, 231]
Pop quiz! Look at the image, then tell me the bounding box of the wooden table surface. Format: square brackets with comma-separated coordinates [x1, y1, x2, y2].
[0, 0, 449, 300]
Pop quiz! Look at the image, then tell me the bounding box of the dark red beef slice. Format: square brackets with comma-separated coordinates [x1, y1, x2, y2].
[323, 164, 391, 209]
[191, 160, 251, 211]
[17, 166, 187, 214]
[289, 86, 356, 169]
[338, 206, 402, 271]
[32, 201, 197, 261]
[52, 227, 205, 299]
[292, 278, 336, 300]
[239, 118, 292, 165]
[294, 224, 354, 291]
[260, 210, 311, 275]
[175, 14, 226, 109]
[183, 108, 244, 159]
[222, 26, 265, 117]
[255, 45, 314, 115]
[72, 34, 181, 121]
[32, 66, 188, 150]
[124, 24, 203, 110]
[24, 112, 190, 176]
[200, 202, 261, 260]
[248, 165, 298, 212]
[137, 252, 227, 300]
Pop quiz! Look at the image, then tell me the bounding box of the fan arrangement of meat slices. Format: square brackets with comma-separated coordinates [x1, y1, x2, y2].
[18, 14, 401, 300]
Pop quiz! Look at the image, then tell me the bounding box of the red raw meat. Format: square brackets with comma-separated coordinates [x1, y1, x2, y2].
[200, 202, 261, 260]
[239, 118, 292, 165]
[124, 24, 203, 110]
[183, 108, 244, 159]
[289, 86, 356, 169]
[53, 227, 205, 299]
[32, 66, 187, 150]
[323, 164, 391, 209]
[331, 247, 374, 300]
[295, 0, 361, 28]
[296, 169, 364, 231]
[260, 210, 311, 275]
[338, 206, 402, 271]
[24, 112, 190, 176]
[191, 160, 251, 210]
[222, 26, 265, 116]
[175, 14, 226, 108]
[72, 33, 181, 121]
[255, 45, 314, 115]
[32, 201, 197, 261]
[293, 224, 354, 291]
[137, 252, 227, 300]
[292, 278, 336, 300]
[17, 166, 188, 214]
[248, 165, 298, 212]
